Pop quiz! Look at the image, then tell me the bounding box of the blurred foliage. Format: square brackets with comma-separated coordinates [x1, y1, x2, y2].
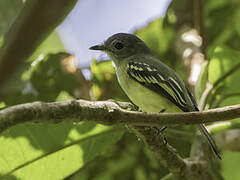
[27, 31, 65, 62]
[135, 18, 175, 61]
[207, 46, 240, 109]
[0, 122, 124, 180]
[0, 0, 78, 88]
[66, 132, 192, 180]
[222, 151, 240, 180]
[0, 0, 23, 50]
[0, 0, 23, 37]
[1, 0, 240, 180]
[90, 59, 128, 101]
[1, 52, 78, 105]
[28, 52, 79, 101]
[195, 61, 208, 102]
[204, 0, 240, 56]
[134, 18, 187, 80]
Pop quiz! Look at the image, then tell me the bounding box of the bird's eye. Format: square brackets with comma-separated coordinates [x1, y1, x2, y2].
[114, 42, 124, 50]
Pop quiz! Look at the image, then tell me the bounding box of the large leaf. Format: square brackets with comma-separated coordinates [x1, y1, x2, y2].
[67, 133, 171, 180]
[0, 122, 124, 179]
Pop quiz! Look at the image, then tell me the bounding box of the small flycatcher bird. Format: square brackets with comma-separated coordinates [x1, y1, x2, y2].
[90, 33, 221, 159]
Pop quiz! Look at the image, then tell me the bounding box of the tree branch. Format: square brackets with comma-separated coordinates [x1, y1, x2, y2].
[1, 99, 240, 134]
[129, 126, 186, 178]
[128, 126, 213, 180]
[0, 99, 229, 179]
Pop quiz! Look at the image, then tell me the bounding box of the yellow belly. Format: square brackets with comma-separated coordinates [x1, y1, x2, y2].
[116, 69, 182, 113]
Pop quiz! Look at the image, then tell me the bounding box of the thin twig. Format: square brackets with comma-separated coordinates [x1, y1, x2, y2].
[200, 63, 240, 109]
[213, 63, 240, 87]
[211, 93, 240, 108]
[199, 82, 213, 110]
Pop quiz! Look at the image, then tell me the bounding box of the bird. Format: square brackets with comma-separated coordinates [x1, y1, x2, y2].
[89, 33, 221, 159]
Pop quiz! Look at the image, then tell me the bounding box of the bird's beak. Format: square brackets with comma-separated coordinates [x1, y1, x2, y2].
[89, 44, 106, 51]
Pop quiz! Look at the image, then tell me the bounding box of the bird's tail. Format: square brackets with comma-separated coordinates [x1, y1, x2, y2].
[198, 124, 221, 160]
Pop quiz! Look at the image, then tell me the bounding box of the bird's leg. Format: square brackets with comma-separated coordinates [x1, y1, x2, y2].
[153, 109, 168, 144]
[159, 109, 166, 113]
[159, 126, 168, 133]
[151, 127, 168, 143]
[158, 109, 168, 134]
[163, 136, 168, 145]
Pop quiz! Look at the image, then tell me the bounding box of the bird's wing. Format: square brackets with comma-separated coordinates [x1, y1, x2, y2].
[126, 61, 189, 112]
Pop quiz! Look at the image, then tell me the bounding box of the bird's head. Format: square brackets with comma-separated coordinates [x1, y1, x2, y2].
[89, 33, 152, 62]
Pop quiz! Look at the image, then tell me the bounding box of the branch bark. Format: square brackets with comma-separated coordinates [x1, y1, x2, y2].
[1, 99, 240, 134]
[130, 127, 213, 180]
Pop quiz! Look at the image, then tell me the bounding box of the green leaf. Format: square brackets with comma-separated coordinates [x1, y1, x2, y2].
[235, 10, 240, 36]
[204, 0, 228, 14]
[204, 0, 240, 55]
[208, 46, 240, 108]
[135, 18, 175, 60]
[0, 0, 24, 36]
[67, 133, 170, 180]
[208, 46, 240, 88]
[0, 122, 124, 179]
[0, 0, 24, 50]
[222, 151, 240, 180]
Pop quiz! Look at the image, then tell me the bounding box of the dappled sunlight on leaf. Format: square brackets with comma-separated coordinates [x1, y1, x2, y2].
[27, 52, 79, 102]
[0, 122, 124, 179]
